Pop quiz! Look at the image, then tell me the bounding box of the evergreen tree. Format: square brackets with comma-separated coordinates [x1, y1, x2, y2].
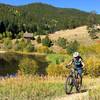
[42, 35, 53, 47]
[87, 11, 98, 39]
[0, 21, 6, 33]
[36, 36, 41, 43]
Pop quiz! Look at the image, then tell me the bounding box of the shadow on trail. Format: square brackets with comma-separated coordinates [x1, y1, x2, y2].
[67, 89, 88, 95]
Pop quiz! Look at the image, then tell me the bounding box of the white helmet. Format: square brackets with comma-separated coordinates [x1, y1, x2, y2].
[73, 52, 79, 57]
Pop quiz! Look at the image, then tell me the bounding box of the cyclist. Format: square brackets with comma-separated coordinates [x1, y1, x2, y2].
[67, 52, 85, 84]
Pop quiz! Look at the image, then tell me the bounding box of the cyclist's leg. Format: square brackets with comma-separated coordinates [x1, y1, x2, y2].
[77, 68, 83, 85]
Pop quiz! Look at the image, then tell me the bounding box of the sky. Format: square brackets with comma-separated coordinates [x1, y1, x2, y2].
[0, 0, 100, 14]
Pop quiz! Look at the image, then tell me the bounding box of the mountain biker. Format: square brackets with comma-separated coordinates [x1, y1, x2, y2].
[67, 52, 85, 84]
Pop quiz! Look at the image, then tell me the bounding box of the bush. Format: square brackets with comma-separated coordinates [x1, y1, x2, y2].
[24, 41, 34, 52]
[0, 34, 2, 40]
[79, 45, 95, 56]
[46, 63, 68, 77]
[13, 39, 34, 52]
[16, 31, 24, 39]
[14, 39, 27, 51]
[57, 37, 68, 49]
[66, 40, 80, 54]
[42, 35, 53, 47]
[79, 44, 100, 56]
[36, 35, 41, 43]
[18, 58, 39, 75]
[85, 56, 100, 77]
[36, 45, 52, 53]
[13, 39, 20, 51]
[3, 38, 12, 50]
[6, 31, 12, 39]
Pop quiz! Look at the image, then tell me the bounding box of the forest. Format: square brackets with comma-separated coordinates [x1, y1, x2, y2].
[0, 3, 100, 39]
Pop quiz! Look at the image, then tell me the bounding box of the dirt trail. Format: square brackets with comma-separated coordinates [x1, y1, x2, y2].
[55, 85, 99, 100]
[55, 91, 89, 100]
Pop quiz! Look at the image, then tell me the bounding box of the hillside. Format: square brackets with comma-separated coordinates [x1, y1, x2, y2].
[38, 26, 98, 45]
[0, 3, 100, 37]
[49, 26, 92, 44]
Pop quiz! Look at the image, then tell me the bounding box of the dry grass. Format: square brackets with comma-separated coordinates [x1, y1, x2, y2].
[0, 76, 100, 100]
[49, 26, 94, 45]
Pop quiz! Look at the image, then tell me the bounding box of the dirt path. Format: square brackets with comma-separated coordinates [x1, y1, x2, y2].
[55, 91, 89, 100]
[0, 50, 6, 53]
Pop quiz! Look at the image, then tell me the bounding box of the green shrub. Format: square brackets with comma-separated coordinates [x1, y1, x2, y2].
[13, 39, 34, 52]
[13, 39, 20, 51]
[37, 45, 52, 53]
[16, 31, 24, 39]
[0, 34, 2, 40]
[46, 63, 68, 77]
[6, 31, 12, 39]
[66, 40, 80, 54]
[18, 58, 39, 75]
[14, 39, 27, 51]
[24, 41, 34, 52]
[57, 37, 68, 49]
[36, 35, 41, 43]
[42, 35, 53, 47]
[3, 38, 12, 50]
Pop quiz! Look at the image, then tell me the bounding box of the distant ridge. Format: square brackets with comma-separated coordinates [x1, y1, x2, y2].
[0, 3, 100, 35]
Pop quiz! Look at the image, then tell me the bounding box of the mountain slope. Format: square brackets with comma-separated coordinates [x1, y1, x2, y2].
[0, 3, 100, 35]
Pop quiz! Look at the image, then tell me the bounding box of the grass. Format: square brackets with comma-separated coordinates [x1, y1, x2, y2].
[46, 54, 71, 64]
[0, 76, 100, 100]
[0, 76, 65, 100]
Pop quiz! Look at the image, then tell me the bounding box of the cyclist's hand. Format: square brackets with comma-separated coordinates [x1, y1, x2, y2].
[66, 64, 70, 68]
[82, 67, 86, 72]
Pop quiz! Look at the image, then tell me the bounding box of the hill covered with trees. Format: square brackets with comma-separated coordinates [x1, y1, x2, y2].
[0, 3, 100, 38]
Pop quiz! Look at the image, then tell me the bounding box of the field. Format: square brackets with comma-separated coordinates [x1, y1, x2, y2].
[0, 76, 100, 100]
[0, 26, 100, 100]
[39, 26, 99, 45]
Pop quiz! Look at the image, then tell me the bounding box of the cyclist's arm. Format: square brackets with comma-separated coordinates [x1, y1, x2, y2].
[80, 59, 85, 68]
[67, 60, 73, 66]
[82, 62, 85, 68]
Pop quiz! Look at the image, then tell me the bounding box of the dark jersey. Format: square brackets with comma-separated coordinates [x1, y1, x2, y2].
[72, 56, 83, 68]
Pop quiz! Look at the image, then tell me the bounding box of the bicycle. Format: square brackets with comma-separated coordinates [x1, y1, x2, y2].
[64, 67, 82, 94]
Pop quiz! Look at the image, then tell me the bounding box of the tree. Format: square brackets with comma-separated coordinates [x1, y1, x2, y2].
[42, 35, 53, 47]
[25, 41, 34, 52]
[87, 11, 98, 39]
[6, 31, 13, 39]
[7, 22, 19, 38]
[18, 58, 39, 75]
[3, 38, 12, 50]
[57, 37, 68, 49]
[36, 35, 41, 43]
[66, 40, 79, 54]
[0, 21, 6, 33]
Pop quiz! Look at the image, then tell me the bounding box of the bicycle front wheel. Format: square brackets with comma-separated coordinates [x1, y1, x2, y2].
[65, 76, 73, 94]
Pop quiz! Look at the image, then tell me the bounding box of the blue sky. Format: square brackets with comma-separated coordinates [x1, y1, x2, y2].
[0, 0, 100, 13]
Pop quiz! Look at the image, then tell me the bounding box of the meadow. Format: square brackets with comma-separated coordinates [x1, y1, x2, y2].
[0, 26, 100, 100]
[0, 75, 99, 100]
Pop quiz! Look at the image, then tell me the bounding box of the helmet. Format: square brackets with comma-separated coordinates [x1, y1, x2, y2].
[73, 52, 79, 57]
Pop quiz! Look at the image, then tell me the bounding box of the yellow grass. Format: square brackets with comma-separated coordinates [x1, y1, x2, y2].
[38, 26, 95, 45]
[0, 75, 100, 100]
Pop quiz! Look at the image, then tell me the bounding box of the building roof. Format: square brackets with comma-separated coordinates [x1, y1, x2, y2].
[23, 32, 33, 38]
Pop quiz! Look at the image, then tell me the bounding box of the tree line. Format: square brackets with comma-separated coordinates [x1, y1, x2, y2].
[0, 3, 100, 39]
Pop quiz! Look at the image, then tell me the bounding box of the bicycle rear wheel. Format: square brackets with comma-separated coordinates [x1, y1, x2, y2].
[75, 74, 82, 92]
[65, 76, 73, 94]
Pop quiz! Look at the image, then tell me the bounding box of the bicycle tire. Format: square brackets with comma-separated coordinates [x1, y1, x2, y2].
[75, 74, 82, 92]
[65, 76, 73, 94]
